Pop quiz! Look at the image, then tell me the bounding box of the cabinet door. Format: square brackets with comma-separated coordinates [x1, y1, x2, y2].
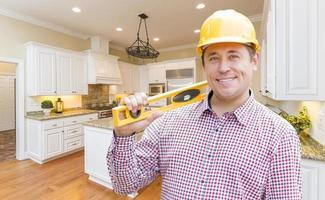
[261, 0, 325, 100]
[56, 52, 72, 95]
[44, 128, 63, 159]
[148, 64, 166, 83]
[118, 62, 132, 93]
[71, 54, 88, 94]
[138, 65, 149, 93]
[36, 46, 57, 95]
[302, 162, 318, 200]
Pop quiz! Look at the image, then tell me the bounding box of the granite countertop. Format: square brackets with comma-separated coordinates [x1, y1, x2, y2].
[25, 109, 98, 120]
[83, 118, 114, 130]
[82, 118, 325, 163]
[300, 132, 325, 162]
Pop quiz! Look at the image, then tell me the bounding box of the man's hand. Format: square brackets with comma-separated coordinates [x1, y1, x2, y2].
[114, 92, 163, 137]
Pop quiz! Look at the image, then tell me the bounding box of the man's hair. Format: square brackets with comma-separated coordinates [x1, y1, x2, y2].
[201, 43, 257, 66]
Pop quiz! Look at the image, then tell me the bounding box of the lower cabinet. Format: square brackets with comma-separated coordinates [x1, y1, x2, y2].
[27, 113, 97, 164]
[302, 159, 325, 200]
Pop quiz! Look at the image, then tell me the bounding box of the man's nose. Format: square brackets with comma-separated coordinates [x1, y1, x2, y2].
[218, 58, 230, 73]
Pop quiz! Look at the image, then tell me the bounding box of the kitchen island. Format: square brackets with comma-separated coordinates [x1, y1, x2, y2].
[83, 117, 325, 200]
[83, 118, 138, 198]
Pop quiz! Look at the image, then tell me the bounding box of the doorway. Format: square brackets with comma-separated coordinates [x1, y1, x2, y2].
[0, 57, 25, 161]
[0, 62, 16, 162]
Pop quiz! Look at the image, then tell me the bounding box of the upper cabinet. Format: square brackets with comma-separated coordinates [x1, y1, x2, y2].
[147, 63, 166, 83]
[260, 0, 325, 100]
[26, 42, 88, 96]
[86, 51, 122, 85]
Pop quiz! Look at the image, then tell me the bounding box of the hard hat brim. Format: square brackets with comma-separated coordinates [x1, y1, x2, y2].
[197, 36, 260, 54]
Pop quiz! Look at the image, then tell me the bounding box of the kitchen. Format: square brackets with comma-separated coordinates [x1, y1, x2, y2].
[0, 0, 325, 199]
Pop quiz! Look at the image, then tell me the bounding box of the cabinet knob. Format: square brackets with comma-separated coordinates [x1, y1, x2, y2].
[265, 90, 270, 93]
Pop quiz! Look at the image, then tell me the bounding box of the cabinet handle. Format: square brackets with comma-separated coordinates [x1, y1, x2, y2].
[72, 121, 77, 123]
[54, 91, 57, 93]
[72, 91, 77, 93]
[89, 118, 93, 120]
[52, 124, 57, 127]
[265, 90, 270, 93]
[71, 130, 78, 133]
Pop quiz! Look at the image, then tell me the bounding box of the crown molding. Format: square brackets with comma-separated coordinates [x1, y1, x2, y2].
[159, 43, 197, 52]
[0, 6, 89, 40]
[249, 14, 262, 22]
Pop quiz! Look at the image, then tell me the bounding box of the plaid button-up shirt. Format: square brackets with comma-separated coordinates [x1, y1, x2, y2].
[107, 92, 302, 199]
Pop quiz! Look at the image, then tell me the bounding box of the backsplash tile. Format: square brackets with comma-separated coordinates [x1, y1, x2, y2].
[82, 84, 110, 108]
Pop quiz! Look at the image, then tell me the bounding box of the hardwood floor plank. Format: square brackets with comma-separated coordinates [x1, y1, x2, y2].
[0, 151, 162, 200]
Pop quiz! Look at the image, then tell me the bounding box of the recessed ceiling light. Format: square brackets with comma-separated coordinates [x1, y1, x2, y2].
[72, 7, 81, 13]
[194, 29, 200, 34]
[153, 37, 160, 41]
[196, 3, 206, 9]
[116, 27, 123, 32]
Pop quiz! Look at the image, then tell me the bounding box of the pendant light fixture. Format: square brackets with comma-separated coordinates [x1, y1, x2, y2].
[126, 13, 159, 59]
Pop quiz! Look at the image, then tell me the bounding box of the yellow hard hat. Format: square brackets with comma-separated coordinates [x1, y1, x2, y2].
[197, 9, 259, 53]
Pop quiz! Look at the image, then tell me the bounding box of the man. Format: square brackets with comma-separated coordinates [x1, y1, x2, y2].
[107, 9, 302, 199]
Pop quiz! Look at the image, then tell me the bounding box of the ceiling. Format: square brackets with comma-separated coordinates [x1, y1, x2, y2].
[0, 0, 264, 50]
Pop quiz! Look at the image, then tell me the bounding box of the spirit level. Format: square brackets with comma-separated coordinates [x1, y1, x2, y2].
[112, 80, 208, 127]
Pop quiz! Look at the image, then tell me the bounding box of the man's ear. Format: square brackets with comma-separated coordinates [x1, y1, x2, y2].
[251, 53, 259, 71]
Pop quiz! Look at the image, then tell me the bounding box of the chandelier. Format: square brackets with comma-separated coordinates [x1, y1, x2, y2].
[126, 13, 159, 59]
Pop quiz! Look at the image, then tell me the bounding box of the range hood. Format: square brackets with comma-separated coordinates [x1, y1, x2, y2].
[86, 36, 122, 85]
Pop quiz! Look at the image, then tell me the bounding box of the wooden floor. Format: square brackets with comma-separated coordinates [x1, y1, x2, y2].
[0, 151, 162, 200]
[0, 129, 16, 162]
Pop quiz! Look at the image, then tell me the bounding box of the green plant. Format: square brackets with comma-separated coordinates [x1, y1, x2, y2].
[41, 100, 53, 109]
[280, 106, 312, 133]
[112, 100, 118, 108]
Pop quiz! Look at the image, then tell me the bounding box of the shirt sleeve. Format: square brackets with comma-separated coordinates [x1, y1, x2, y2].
[106, 114, 165, 195]
[265, 129, 302, 199]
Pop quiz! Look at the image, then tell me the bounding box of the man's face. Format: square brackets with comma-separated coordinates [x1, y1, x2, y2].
[203, 42, 258, 101]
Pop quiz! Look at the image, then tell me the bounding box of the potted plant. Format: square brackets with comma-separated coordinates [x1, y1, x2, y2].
[280, 106, 312, 134]
[41, 100, 54, 116]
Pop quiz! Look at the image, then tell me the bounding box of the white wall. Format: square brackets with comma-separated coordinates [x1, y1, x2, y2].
[0, 75, 15, 131]
[0, 62, 16, 75]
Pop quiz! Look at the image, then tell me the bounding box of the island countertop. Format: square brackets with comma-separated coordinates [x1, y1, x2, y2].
[83, 118, 325, 163]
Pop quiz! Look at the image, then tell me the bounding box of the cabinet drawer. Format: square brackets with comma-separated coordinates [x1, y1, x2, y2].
[64, 116, 84, 126]
[64, 124, 82, 139]
[64, 136, 83, 152]
[43, 120, 63, 130]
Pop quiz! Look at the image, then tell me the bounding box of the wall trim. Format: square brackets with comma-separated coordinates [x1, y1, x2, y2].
[0, 6, 89, 40]
[0, 56, 27, 160]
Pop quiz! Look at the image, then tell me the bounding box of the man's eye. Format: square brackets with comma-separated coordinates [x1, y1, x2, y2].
[229, 55, 240, 60]
[209, 56, 219, 61]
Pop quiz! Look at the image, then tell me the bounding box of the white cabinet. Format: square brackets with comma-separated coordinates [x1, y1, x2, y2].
[71, 55, 88, 94]
[148, 64, 166, 83]
[117, 61, 143, 94]
[86, 51, 122, 85]
[260, 0, 325, 100]
[33, 45, 57, 95]
[26, 42, 88, 96]
[302, 159, 325, 200]
[27, 113, 98, 164]
[44, 127, 64, 158]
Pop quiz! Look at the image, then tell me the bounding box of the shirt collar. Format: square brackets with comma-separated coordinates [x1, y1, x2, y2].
[195, 89, 256, 126]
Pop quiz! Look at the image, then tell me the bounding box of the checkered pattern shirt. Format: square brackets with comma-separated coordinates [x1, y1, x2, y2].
[107, 92, 302, 199]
